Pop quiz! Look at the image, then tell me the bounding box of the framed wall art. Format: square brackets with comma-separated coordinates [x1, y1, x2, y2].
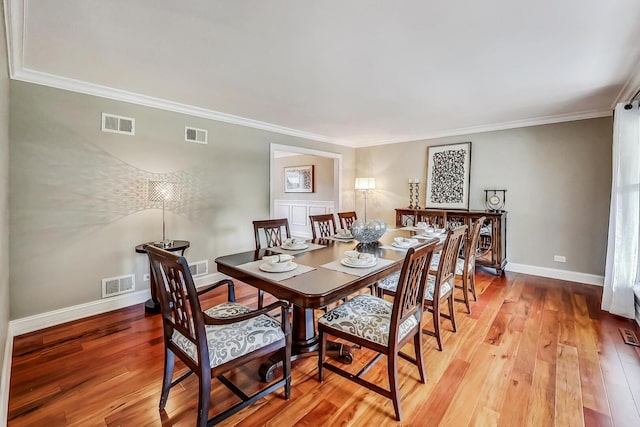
[284, 165, 315, 193]
[425, 142, 471, 210]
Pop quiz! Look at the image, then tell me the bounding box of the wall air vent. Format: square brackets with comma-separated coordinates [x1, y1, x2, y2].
[185, 126, 208, 144]
[188, 260, 209, 277]
[102, 274, 135, 298]
[102, 113, 135, 135]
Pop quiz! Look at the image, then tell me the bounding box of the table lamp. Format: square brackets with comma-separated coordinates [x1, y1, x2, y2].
[148, 180, 178, 248]
[355, 177, 376, 222]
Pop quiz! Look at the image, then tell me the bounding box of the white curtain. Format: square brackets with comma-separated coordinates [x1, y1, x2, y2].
[602, 101, 640, 318]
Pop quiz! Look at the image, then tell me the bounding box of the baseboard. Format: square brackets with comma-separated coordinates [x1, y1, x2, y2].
[9, 272, 228, 336]
[0, 329, 13, 426]
[505, 263, 604, 286]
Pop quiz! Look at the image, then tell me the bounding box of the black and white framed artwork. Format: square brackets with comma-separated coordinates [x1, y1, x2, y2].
[425, 142, 471, 210]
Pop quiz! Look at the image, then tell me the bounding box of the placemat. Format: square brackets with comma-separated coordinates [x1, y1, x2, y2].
[235, 259, 315, 281]
[320, 258, 395, 277]
[268, 242, 326, 255]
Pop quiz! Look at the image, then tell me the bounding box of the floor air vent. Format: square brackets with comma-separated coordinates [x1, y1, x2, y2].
[102, 274, 135, 298]
[185, 126, 208, 144]
[188, 260, 208, 277]
[102, 113, 135, 135]
[619, 328, 640, 347]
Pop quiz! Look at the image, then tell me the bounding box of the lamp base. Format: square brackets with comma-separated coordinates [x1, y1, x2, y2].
[153, 240, 174, 248]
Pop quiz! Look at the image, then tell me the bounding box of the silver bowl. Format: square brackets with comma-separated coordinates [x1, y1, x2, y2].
[350, 220, 387, 244]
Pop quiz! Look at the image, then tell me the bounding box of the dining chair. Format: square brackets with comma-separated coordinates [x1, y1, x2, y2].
[146, 245, 291, 427]
[337, 211, 358, 230]
[429, 217, 485, 313]
[317, 240, 438, 421]
[253, 218, 291, 309]
[309, 213, 337, 239]
[378, 225, 467, 351]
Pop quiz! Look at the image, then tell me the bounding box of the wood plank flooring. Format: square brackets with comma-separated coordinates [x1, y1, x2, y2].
[8, 270, 640, 426]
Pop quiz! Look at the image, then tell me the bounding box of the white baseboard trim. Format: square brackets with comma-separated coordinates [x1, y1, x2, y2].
[505, 263, 604, 286]
[0, 330, 13, 426]
[9, 272, 229, 337]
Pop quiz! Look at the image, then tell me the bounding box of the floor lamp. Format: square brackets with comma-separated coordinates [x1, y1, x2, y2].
[355, 177, 376, 222]
[148, 180, 178, 248]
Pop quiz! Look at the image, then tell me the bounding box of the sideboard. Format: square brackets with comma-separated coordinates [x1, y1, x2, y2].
[395, 208, 507, 275]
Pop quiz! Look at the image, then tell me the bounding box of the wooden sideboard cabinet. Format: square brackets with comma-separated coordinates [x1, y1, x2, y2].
[395, 208, 507, 276]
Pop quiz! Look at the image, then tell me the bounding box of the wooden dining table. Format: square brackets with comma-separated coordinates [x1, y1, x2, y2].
[215, 228, 442, 381]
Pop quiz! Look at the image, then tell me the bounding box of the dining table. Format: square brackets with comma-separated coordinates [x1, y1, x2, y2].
[215, 227, 444, 381]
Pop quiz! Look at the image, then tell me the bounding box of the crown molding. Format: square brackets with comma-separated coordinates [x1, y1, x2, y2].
[354, 108, 613, 148]
[13, 67, 351, 146]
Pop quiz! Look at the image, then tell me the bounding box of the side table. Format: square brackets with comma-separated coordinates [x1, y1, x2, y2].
[135, 240, 190, 314]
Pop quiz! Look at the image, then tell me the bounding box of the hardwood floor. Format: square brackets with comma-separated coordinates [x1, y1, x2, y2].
[8, 270, 640, 426]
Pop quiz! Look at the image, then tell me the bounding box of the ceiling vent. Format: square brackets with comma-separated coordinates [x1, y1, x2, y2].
[188, 260, 209, 277]
[185, 126, 208, 144]
[102, 113, 135, 135]
[102, 274, 135, 298]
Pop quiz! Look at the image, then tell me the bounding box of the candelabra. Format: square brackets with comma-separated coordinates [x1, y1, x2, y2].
[408, 178, 421, 209]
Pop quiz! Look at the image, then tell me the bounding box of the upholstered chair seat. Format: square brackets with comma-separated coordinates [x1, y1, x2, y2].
[171, 302, 286, 367]
[318, 295, 418, 347]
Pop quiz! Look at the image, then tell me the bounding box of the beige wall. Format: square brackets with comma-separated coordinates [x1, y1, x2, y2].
[272, 154, 335, 201]
[356, 117, 612, 275]
[0, 1, 10, 384]
[9, 81, 355, 319]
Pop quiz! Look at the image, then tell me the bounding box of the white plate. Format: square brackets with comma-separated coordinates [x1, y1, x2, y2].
[259, 262, 298, 273]
[334, 234, 353, 240]
[281, 243, 309, 250]
[392, 242, 414, 249]
[422, 232, 444, 238]
[340, 258, 377, 268]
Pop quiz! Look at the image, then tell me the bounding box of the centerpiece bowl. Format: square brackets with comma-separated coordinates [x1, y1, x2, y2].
[350, 219, 387, 244]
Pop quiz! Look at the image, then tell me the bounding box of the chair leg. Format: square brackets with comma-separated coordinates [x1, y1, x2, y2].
[318, 330, 327, 382]
[448, 294, 457, 332]
[413, 332, 427, 384]
[197, 373, 211, 427]
[388, 353, 402, 421]
[470, 271, 478, 301]
[159, 348, 175, 410]
[433, 302, 443, 351]
[258, 289, 264, 309]
[283, 342, 292, 399]
[461, 274, 471, 314]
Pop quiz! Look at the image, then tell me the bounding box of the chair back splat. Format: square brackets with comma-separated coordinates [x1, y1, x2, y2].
[309, 213, 337, 239]
[337, 211, 358, 230]
[253, 218, 291, 250]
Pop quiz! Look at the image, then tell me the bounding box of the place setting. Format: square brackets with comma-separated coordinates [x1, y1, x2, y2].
[237, 253, 315, 280]
[321, 250, 394, 277]
[269, 238, 326, 254]
[328, 228, 355, 242]
[379, 236, 421, 252]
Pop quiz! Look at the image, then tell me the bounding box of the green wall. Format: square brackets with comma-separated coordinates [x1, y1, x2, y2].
[356, 117, 613, 275]
[8, 81, 355, 319]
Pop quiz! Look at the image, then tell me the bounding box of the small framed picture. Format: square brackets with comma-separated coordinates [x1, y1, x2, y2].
[284, 165, 315, 193]
[425, 142, 472, 210]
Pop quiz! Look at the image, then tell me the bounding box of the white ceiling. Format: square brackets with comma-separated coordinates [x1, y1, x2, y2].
[6, 0, 640, 147]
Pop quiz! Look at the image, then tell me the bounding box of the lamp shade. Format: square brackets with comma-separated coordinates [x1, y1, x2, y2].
[355, 177, 376, 190]
[148, 181, 178, 201]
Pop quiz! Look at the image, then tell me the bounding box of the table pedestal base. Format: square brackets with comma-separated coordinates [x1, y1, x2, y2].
[144, 298, 161, 314]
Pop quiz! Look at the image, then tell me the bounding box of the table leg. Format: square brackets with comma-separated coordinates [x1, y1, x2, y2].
[144, 265, 161, 314]
[259, 305, 354, 382]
